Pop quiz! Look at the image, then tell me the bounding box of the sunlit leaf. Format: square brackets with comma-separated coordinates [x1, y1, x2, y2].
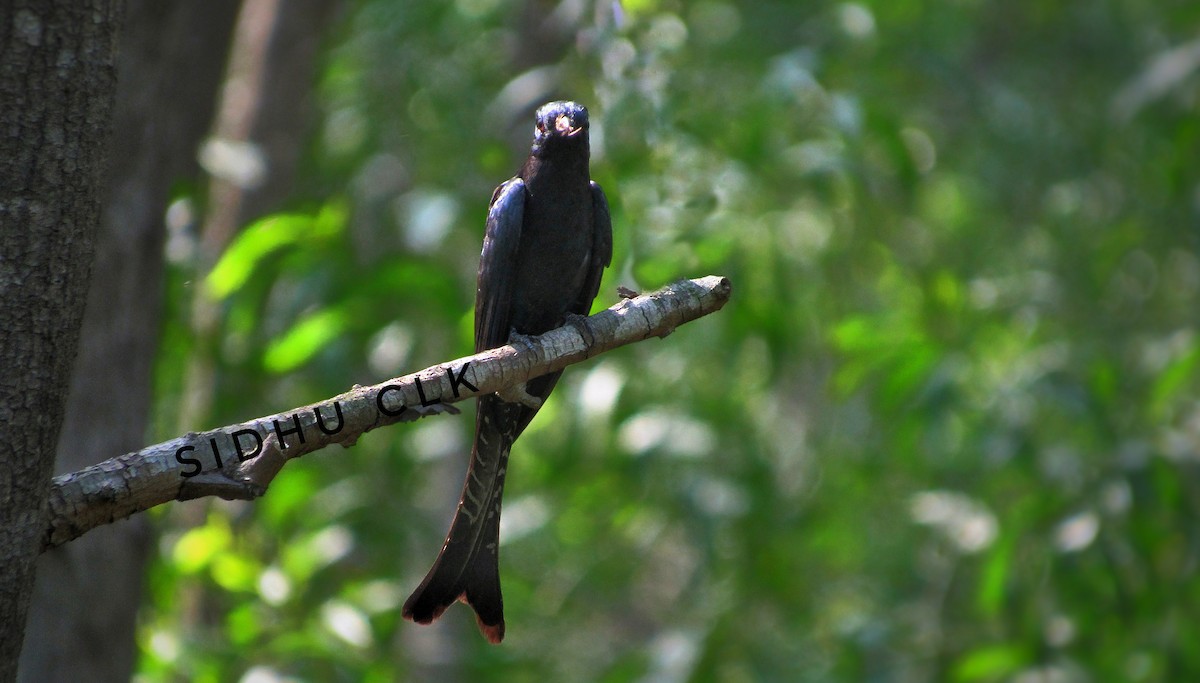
[206, 214, 316, 300]
[212, 552, 261, 592]
[225, 604, 263, 647]
[172, 521, 232, 574]
[205, 201, 346, 300]
[263, 307, 348, 373]
[952, 644, 1029, 681]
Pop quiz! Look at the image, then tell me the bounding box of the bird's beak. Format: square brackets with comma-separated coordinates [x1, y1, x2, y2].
[555, 114, 583, 137]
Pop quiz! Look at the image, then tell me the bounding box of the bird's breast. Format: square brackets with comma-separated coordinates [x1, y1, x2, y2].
[509, 178, 594, 333]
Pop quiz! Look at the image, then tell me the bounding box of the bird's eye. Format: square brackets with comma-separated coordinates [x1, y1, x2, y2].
[536, 120, 547, 133]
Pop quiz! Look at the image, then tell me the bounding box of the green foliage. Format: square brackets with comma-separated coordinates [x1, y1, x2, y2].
[142, 0, 1200, 681]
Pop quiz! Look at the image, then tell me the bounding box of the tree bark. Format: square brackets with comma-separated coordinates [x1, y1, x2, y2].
[0, 1, 123, 679]
[15, 2, 241, 681]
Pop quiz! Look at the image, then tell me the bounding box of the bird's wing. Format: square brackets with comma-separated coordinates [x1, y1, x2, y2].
[475, 177, 526, 352]
[575, 181, 613, 314]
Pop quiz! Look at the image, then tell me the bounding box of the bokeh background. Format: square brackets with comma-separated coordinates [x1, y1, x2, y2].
[129, 0, 1200, 680]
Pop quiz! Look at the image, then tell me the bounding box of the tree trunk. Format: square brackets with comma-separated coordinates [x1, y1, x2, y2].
[0, 1, 123, 679]
[14, 2, 241, 681]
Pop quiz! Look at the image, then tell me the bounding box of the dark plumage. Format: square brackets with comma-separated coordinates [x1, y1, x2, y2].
[401, 101, 612, 643]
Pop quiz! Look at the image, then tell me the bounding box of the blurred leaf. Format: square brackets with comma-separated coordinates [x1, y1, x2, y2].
[172, 520, 232, 574]
[259, 466, 322, 529]
[952, 644, 1029, 682]
[1150, 342, 1199, 418]
[212, 552, 261, 593]
[226, 604, 262, 646]
[263, 306, 348, 373]
[206, 214, 315, 300]
[976, 537, 1013, 617]
[206, 202, 345, 300]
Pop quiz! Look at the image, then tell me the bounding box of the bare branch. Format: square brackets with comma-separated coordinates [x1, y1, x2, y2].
[42, 275, 732, 550]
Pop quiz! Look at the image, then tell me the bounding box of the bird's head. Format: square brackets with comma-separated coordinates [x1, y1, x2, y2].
[531, 101, 590, 155]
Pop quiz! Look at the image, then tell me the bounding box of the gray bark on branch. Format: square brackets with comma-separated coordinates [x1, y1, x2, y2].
[42, 275, 731, 551]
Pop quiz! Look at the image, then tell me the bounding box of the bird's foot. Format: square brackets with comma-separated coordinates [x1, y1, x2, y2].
[497, 381, 543, 409]
[564, 312, 596, 347]
[507, 329, 539, 353]
[617, 285, 640, 299]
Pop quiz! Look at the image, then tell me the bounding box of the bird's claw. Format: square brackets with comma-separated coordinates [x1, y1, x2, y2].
[497, 382, 543, 409]
[564, 312, 595, 346]
[508, 329, 539, 353]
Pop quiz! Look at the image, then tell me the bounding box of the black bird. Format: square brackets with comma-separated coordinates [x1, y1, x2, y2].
[402, 101, 612, 643]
